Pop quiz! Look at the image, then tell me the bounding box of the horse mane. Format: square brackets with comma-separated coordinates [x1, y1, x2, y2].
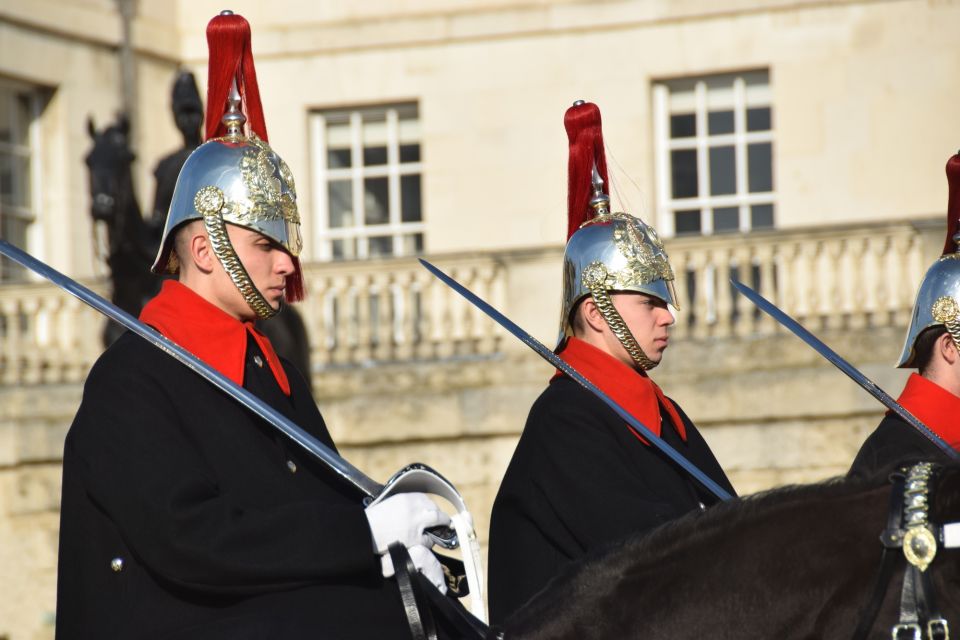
[615, 475, 874, 563]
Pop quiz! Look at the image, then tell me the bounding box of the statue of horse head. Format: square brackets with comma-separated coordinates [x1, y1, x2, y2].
[85, 114, 161, 345]
[85, 115, 138, 229]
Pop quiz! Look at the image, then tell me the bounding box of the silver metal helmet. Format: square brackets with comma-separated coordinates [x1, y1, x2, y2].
[559, 169, 678, 370]
[152, 85, 303, 320]
[896, 153, 960, 368]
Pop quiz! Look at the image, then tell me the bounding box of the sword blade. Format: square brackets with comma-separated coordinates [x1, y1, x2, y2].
[730, 279, 958, 460]
[0, 239, 385, 497]
[419, 258, 733, 502]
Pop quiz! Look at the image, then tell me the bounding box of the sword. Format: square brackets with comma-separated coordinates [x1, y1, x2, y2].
[730, 279, 959, 460]
[0, 240, 465, 548]
[419, 258, 733, 502]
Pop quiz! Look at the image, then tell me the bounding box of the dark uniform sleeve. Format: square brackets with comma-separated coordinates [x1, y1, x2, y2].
[68, 342, 379, 596]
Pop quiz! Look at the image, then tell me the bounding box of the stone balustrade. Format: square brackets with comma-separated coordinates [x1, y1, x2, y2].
[667, 220, 932, 340]
[300, 253, 508, 367]
[0, 219, 939, 386]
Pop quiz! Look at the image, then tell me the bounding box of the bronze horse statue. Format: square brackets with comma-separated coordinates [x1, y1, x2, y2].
[83, 108, 311, 381]
[489, 465, 960, 640]
[84, 114, 161, 347]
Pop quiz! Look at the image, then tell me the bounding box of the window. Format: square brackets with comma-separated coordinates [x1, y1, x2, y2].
[309, 103, 424, 261]
[653, 71, 775, 236]
[0, 81, 41, 281]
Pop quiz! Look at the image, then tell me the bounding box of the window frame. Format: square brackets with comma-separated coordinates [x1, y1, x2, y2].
[308, 103, 425, 261]
[0, 78, 44, 282]
[652, 71, 775, 237]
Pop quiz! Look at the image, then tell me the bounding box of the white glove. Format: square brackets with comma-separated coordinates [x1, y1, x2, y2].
[380, 544, 447, 594]
[364, 492, 451, 553]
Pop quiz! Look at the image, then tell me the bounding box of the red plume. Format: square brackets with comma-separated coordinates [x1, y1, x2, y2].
[205, 12, 305, 302]
[942, 153, 960, 255]
[204, 13, 268, 142]
[564, 102, 610, 240]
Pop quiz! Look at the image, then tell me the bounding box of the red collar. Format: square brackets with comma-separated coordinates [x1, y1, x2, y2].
[554, 337, 686, 443]
[139, 280, 291, 396]
[892, 373, 960, 448]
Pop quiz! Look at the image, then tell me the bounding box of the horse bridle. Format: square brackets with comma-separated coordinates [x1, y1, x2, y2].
[853, 462, 960, 640]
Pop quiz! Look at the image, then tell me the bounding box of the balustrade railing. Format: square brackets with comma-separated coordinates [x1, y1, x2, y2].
[0, 220, 935, 385]
[0, 280, 108, 385]
[299, 254, 506, 367]
[667, 221, 927, 340]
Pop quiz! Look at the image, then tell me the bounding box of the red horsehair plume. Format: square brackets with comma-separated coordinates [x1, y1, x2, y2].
[942, 152, 960, 255]
[204, 12, 304, 302]
[564, 101, 611, 240]
[204, 12, 267, 142]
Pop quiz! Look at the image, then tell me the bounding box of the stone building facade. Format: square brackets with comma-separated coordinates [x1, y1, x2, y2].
[1, 1, 959, 637]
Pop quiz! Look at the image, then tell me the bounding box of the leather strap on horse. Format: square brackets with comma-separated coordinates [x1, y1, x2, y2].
[388, 542, 490, 640]
[894, 566, 922, 639]
[851, 473, 906, 640]
[854, 463, 952, 640]
[389, 542, 439, 640]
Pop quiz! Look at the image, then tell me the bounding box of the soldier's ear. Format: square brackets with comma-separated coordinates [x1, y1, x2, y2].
[183, 226, 216, 274]
[580, 297, 607, 334]
[938, 331, 958, 365]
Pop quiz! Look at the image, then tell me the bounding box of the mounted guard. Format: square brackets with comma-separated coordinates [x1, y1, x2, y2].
[53, 11, 482, 640]
[849, 152, 960, 478]
[486, 100, 735, 624]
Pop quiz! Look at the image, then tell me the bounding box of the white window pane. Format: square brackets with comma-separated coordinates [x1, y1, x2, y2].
[328, 180, 353, 228]
[744, 72, 772, 105]
[0, 92, 10, 143]
[669, 88, 696, 112]
[671, 149, 698, 199]
[327, 147, 351, 169]
[15, 93, 31, 146]
[709, 146, 736, 195]
[401, 174, 422, 222]
[326, 122, 351, 147]
[363, 177, 389, 225]
[398, 118, 420, 143]
[708, 110, 734, 135]
[362, 120, 388, 146]
[401, 233, 423, 255]
[363, 146, 387, 166]
[670, 113, 696, 138]
[751, 204, 774, 228]
[399, 143, 420, 163]
[331, 238, 356, 260]
[713, 207, 739, 233]
[674, 209, 701, 235]
[748, 143, 773, 192]
[368, 236, 392, 257]
[705, 83, 734, 110]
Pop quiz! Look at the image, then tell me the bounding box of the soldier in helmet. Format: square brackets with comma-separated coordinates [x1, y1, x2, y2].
[56, 13, 456, 639]
[487, 102, 735, 624]
[849, 153, 960, 479]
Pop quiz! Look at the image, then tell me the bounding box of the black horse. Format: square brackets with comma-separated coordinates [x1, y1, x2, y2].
[494, 466, 960, 639]
[85, 114, 161, 347]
